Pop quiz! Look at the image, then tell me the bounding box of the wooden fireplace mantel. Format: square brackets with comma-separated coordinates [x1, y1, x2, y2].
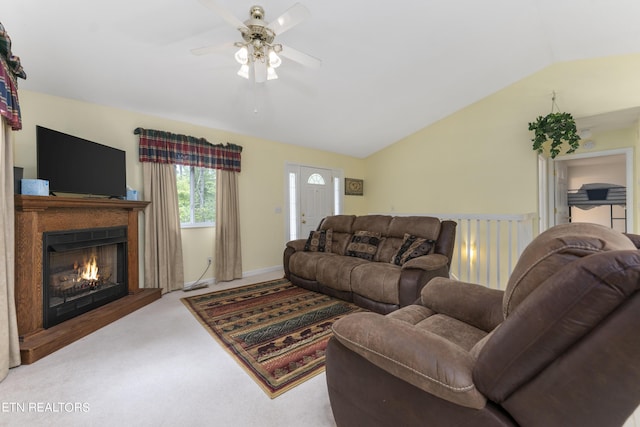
[14, 195, 161, 364]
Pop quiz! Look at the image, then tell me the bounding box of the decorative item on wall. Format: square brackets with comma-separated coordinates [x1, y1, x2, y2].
[345, 178, 363, 196]
[528, 91, 581, 159]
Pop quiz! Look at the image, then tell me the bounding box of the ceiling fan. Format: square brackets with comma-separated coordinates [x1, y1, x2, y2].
[192, 0, 321, 83]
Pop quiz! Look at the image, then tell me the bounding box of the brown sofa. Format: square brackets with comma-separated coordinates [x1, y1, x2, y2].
[283, 214, 457, 314]
[326, 223, 640, 427]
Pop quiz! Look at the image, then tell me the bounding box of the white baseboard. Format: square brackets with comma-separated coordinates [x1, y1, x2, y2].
[241, 265, 283, 278]
[182, 265, 283, 288]
[182, 277, 216, 289]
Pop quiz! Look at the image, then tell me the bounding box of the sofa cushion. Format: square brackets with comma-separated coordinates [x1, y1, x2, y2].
[316, 255, 369, 292]
[376, 236, 401, 262]
[351, 262, 402, 305]
[503, 222, 636, 317]
[320, 215, 356, 255]
[289, 251, 336, 280]
[377, 216, 442, 263]
[391, 233, 435, 265]
[351, 215, 393, 235]
[304, 229, 333, 253]
[347, 231, 382, 261]
[320, 215, 356, 233]
[330, 232, 353, 256]
[417, 314, 488, 352]
[332, 312, 487, 409]
[388, 216, 442, 240]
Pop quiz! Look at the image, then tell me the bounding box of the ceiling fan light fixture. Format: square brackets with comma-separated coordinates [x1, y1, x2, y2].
[195, 2, 320, 83]
[237, 64, 250, 79]
[234, 46, 249, 65]
[268, 50, 282, 68]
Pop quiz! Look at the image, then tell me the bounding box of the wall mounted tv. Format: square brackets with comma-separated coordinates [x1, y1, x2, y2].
[37, 126, 127, 198]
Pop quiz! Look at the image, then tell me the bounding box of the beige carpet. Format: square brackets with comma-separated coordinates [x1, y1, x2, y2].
[0, 270, 337, 427]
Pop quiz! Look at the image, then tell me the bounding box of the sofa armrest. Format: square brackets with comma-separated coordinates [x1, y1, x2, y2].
[421, 277, 504, 332]
[331, 312, 487, 409]
[284, 239, 308, 279]
[624, 233, 640, 249]
[396, 254, 450, 307]
[286, 238, 307, 252]
[402, 253, 449, 271]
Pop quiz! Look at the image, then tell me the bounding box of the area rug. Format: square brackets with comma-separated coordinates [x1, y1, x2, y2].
[181, 277, 365, 398]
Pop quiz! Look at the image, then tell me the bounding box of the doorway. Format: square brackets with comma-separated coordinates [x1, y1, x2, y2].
[285, 163, 343, 241]
[541, 148, 634, 233]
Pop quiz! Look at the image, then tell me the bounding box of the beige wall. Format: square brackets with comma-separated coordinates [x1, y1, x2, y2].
[13, 91, 366, 284]
[365, 54, 640, 229]
[13, 53, 640, 285]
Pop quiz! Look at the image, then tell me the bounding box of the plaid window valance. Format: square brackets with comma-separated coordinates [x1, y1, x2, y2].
[134, 127, 242, 172]
[0, 22, 26, 131]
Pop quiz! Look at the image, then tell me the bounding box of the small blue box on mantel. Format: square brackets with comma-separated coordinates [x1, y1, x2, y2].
[21, 179, 49, 196]
[126, 189, 138, 201]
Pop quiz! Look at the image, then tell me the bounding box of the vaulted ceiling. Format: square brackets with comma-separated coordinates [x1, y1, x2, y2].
[4, 0, 640, 158]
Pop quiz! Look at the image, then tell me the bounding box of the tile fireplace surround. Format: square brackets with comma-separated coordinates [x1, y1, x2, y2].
[14, 195, 161, 364]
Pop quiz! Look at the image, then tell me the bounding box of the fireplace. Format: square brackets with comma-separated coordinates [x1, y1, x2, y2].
[15, 195, 161, 364]
[43, 226, 128, 328]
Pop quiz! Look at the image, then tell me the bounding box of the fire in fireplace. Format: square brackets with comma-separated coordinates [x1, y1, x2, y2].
[43, 226, 128, 328]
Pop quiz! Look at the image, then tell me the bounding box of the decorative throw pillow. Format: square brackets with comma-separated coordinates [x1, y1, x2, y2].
[304, 229, 333, 253]
[346, 230, 382, 261]
[391, 233, 435, 266]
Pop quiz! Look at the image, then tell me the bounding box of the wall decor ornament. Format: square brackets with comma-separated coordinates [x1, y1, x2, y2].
[528, 92, 581, 159]
[345, 178, 363, 196]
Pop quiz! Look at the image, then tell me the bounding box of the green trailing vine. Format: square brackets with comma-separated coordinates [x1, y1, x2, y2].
[528, 93, 581, 159]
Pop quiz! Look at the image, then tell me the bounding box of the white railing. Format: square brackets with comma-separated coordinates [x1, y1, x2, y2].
[440, 213, 538, 290]
[372, 212, 538, 289]
[379, 212, 537, 290]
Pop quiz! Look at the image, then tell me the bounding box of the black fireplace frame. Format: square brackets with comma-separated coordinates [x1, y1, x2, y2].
[42, 226, 129, 328]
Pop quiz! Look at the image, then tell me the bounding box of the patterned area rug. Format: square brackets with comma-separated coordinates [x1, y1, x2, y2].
[181, 277, 365, 398]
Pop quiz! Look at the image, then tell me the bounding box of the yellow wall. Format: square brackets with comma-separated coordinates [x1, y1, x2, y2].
[14, 91, 366, 283]
[13, 53, 640, 285]
[366, 54, 640, 227]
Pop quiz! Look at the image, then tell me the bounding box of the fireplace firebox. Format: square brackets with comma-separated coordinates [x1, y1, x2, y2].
[43, 226, 128, 328]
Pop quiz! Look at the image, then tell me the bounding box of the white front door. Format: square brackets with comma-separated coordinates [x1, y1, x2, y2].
[299, 166, 334, 238]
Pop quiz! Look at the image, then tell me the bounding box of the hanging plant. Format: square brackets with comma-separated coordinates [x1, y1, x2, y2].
[528, 93, 581, 159]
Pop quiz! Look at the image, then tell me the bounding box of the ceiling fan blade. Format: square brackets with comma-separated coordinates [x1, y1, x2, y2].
[267, 3, 310, 35]
[279, 45, 322, 69]
[190, 41, 235, 56]
[198, 0, 247, 30]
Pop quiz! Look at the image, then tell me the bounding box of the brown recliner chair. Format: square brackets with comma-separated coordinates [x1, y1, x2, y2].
[326, 223, 640, 427]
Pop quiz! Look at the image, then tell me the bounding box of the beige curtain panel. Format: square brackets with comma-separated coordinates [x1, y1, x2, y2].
[1, 23, 26, 382]
[1, 120, 20, 381]
[143, 162, 185, 293]
[215, 169, 242, 282]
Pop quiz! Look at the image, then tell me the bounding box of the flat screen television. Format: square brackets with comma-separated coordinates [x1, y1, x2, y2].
[36, 126, 127, 198]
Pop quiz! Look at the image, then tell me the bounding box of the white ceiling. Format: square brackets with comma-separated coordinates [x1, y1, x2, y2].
[4, 0, 640, 158]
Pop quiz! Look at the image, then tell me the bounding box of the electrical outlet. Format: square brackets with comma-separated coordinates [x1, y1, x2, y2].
[207, 257, 212, 264]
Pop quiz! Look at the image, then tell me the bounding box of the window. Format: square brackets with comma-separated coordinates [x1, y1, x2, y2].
[289, 172, 297, 240]
[307, 173, 325, 185]
[175, 165, 216, 227]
